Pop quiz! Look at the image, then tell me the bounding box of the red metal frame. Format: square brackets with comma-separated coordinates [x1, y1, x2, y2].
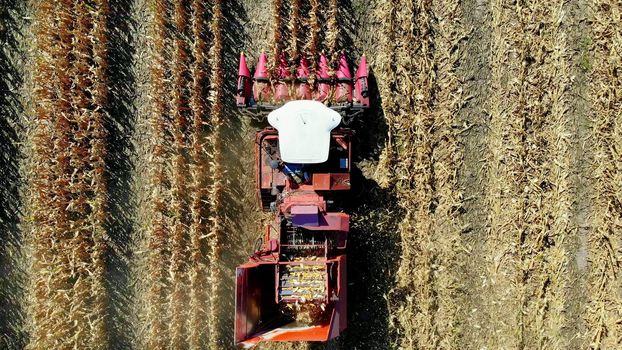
[235, 256, 347, 346]
[235, 49, 368, 348]
[235, 126, 353, 347]
[255, 128, 353, 210]
[236, 52, 369, 113]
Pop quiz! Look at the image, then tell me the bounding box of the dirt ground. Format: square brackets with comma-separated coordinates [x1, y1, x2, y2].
[1, 0, 621, 349]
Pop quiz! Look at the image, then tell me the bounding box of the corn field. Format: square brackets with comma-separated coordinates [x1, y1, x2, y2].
[0, 0, 620, 349]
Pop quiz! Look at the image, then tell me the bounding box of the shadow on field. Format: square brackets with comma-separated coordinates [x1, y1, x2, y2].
[105, 0, 137, 348]
[217, 1, 252, 348]
[334, 70, 402, 350]
[320, 1, 403, 348]
[0, 2, 27, 348]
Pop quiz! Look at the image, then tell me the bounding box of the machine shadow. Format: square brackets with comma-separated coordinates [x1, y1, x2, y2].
[218, 1, 255, 348]
[104, 0, 137, 347]
[335, 72, 401, 350]
[0, 2, 27, 348]
[336, 1, 402, 348]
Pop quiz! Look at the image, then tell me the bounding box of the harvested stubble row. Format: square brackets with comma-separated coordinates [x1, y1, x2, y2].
[516, 2, 577, 348]
[376, 0, 465, 348]
[24, 0, 110, 348]
[586, 1, 622, 348]
[483, 1, 583, 348]
[141, 0, 224, 348]
[482, 0, 525, 346]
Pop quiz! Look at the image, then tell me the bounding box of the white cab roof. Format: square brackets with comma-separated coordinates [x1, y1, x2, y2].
[268, 101, 342, 164]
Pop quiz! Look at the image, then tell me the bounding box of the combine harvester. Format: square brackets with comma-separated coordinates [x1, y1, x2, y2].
[234, 51, 369, 347]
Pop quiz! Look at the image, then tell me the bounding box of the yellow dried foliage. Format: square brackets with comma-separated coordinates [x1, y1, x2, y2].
[24, 0, 110, 348]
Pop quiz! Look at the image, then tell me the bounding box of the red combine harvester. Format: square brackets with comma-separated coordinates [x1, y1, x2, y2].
[234, 51, 369, 347]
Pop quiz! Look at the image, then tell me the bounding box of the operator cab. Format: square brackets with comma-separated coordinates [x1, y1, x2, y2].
[268, 101, 342, 164]
[267, 101, 342, 186]
[256, 102, 352, 211]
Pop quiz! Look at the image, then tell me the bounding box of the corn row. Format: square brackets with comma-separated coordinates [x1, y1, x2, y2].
[32, 0, 76, 347]
[207, 1, 224, 347]
[146, 0, 172, 348]
[325, 0, 339, 73]
[428, 1, 465, 348]
[483, 1, 527, 347]
[168, 0, 191, 347]
[270, 0, 284, 71]
[25, 0, 64, 347]
[88, 0, 110, 346]
[142, 0, 221, 347]
[25, 0, 111, 348]
[586, 2, 622, 348]
[288, 0, 301, 62]
[188, 0, 210, 346]
[67, 0, 95, 347]
[305, 0, 321, 78]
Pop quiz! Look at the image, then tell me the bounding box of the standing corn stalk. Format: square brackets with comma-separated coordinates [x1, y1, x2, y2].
[207, 0, 224, 347]
[188, 0, 211, 346]
[67, 0, 97, 347]
[25, 0, 111, 348]
[25, 0, 64, 347]
[146, 0, 172, 348]
[288, 0, 301, 61]
[26, 0, 76, 347]
[325, 0, 338, 72]
[270, 0, 284, 71]
[88, 0, 111, 345]
[169, 0, 191, 347]
[306, 0, 320, 78]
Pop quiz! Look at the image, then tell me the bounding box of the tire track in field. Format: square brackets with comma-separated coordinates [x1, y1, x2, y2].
[518, 2, 574, 347]
[455, 0, 491, 346]
[586, 2, 622, 348]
